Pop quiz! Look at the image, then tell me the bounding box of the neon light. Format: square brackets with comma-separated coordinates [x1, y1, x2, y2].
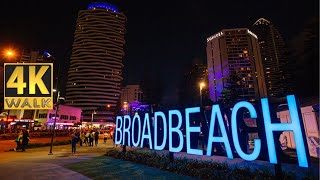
[231, 101, 261, 161]
[88, 2, 119, 12]
[154, 112, 167, 150]
[261, 95, 309, 167]
[122, 115, 131, 146]
[185, 107, 203, 155]
[168, 110, 183, 152]
[140, 113, 153, 149]
[131, 114, 141, 147]
[115, 116, 122, 144]
[207, 105, 233, 158]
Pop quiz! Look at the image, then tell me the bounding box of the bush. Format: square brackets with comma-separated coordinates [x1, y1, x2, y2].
[105, 149, 312, 180]
[0, 131, 70, 140]
[28, 140, 71, 148]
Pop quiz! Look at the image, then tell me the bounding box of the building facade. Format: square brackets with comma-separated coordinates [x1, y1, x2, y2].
[206, 28, 267, 102]
[65, 2, 127, 122]
[251, 18, 293, 97]
[121, 85, 143, 104]
[179, 63, 208, 106]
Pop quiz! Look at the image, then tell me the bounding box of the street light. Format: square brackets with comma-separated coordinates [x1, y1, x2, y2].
[48, 91, 64, 155]
[199, 82, 205, 107]
[91, 110, 96, 127]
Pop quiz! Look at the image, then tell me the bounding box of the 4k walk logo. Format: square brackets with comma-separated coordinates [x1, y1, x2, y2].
[4, 63, 53, 110]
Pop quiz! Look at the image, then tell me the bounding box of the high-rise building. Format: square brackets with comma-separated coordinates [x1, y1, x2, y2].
[179, 62, 208, 106]
[65, 2, 126, 122]
[251, 18, 293, 97]
[206, 28, 267, 102]
[121, 85, 143, 104]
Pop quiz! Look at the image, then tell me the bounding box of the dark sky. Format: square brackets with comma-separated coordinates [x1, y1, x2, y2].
[1, 0, 319, 103]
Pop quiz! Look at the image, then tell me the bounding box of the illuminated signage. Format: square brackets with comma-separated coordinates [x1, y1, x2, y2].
[115, 95, 310, 168]
[207, 32, 224, 42]
[4, 63, 53, 110]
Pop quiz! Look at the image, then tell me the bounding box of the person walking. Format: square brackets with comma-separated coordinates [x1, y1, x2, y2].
[14, 130, 23, 152]
[80, 131, 84, 147]
[90, 130, 94, 146]
[85, 131, 90, 146]
[71, 131, 79, 154]
[21, 129, 30, 151]
[103, 131, 108, 143]
[95, 130, 99, 146]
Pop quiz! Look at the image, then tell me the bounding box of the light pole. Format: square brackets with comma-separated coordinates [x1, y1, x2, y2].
[91, 110, 96, 128]
[199, 82, 205, 107]
[48, 90, 64, 155]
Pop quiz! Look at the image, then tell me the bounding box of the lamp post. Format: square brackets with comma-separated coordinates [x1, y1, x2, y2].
[48, 90, 64, 155]
[91, 110, 96, 128]
[199, 82, 205, 107]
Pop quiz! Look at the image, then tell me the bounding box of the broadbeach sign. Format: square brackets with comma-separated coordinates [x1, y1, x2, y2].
[115, 95, 311, 168]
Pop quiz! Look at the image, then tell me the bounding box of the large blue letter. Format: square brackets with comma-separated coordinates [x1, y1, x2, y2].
[140, 113, 153, 149]
[131, 114, 141, 147]
[185, 107, 203, 155]
[123, 115, 131, 146]
[207, 105, 233, 159]
[231, 101, 261, 161]
[154, 111, 167, 150]
[169, 110, 183, 152]
[261, 95, 309, 167]
[115, 116, 123, 145]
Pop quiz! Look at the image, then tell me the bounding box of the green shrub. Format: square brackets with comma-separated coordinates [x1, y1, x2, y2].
[105, 149, 314, 179]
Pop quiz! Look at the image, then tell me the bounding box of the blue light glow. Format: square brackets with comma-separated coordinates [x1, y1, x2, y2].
[168, 110, 183, 152]
[131, 114, 141, 147]
[261, 95, 309, 168]
[140, 113, 153, 149]
[231, 102, 261, 161]
[185, 107, 203, 155]
[88, 2, 119, 12]
[207, 105, 233, 159]
[122, 115, 131, 146]
[154, 112, 167, 150]
[115, 116, 122, 144]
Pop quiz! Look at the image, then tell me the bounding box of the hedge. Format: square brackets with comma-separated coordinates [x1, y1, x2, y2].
[105, 149, 314, 180]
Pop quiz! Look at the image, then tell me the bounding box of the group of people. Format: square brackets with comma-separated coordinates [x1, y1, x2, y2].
[14, 129, 30, 152]
[71, 129, 109, 154]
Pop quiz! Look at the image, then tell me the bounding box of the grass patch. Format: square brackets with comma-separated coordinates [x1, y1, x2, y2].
[65, 156, 194, 179]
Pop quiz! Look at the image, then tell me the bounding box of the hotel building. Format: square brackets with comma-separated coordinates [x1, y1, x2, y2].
[206, 28, 267, 102]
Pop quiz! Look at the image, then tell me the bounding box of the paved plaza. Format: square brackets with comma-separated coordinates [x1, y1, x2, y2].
[0, 140, 193, 180]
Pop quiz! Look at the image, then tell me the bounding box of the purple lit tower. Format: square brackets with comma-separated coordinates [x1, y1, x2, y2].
[65, 2, 127, 122]
[206, 28, 267, 102]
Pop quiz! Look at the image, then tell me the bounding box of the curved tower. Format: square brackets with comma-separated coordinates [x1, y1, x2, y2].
[251, 18, 292, 97]
[65, 2, 126, 122]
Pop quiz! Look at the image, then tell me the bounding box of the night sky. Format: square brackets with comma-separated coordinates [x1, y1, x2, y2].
[2, 0, 319, 103]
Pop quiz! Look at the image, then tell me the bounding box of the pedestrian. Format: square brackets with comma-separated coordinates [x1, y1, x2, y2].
[85, 131, 90, 146]
[80, 131, 84, 147]
[103, 131, 108, 143]
[95, 130, 99, 146]
[71, 131, 79, 154]
[21, 129, 30, 151]
[14, 130, 23, 152]
[90, 130, 94, 146]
